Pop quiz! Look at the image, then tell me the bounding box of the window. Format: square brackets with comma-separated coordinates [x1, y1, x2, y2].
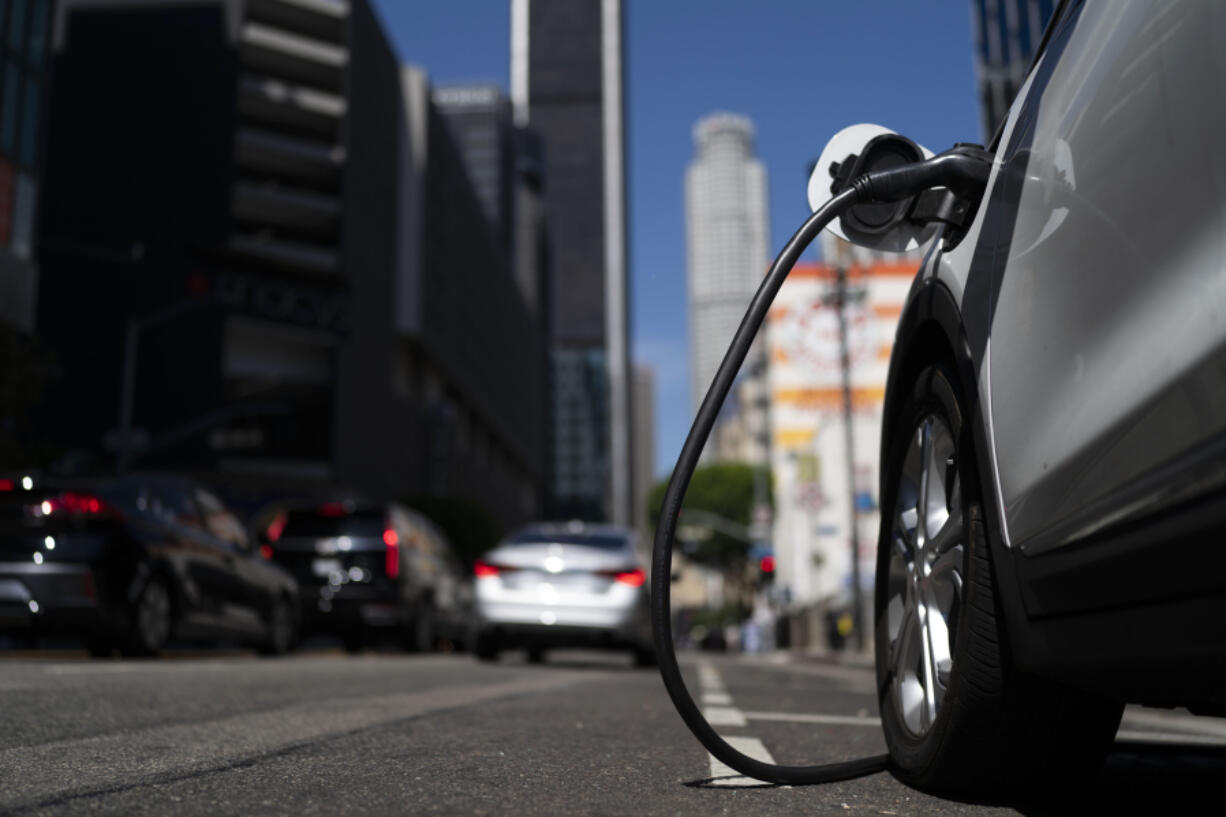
[26, 0, 45, 66]
[0, 61, 17, 152]
[7, 0, 23, 52]
[17, 73, 34, 165]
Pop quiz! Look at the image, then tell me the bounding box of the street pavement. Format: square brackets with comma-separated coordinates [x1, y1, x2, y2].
[1, 648, 1224, 815]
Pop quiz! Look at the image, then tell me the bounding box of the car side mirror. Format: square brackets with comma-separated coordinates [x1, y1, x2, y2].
[809, 123, 939, 253]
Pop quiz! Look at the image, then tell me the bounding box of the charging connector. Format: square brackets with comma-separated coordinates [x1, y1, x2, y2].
[651, 144, 993, 786]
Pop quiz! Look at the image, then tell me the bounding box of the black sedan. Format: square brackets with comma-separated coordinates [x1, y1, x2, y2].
[0, 473, 298, 656]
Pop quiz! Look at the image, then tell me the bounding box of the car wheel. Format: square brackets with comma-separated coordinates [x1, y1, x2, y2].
[875, 363, 1122, 793]
[406, 600, 436, 653]
[526, 646, 546, 664]
[125, 576, 173, 657]
[342, 633, 366, 654]
[258, 597, 295, 656]
[474, 632, 500, 662]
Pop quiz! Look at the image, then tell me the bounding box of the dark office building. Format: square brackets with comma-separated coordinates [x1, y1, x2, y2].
[970, 0, 1057, 139]
[0, 0, 53, 333]
[433, 83, 550, 324]
[36, 0, 544, 529]
[512, 0, 631, 525]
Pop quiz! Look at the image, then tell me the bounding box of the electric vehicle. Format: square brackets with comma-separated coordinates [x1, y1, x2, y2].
[473, 522, 653, 665]
[653, 0, 1226, 794]
[867, 0, 1226, 791]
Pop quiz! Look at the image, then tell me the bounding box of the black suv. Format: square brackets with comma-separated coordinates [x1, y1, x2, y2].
[260, 500, 470, 652]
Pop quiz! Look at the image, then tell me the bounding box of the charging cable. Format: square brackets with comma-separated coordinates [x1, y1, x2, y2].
[650, 145, 992, 785]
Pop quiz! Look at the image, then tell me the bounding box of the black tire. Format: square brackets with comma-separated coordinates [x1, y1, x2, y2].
[405, 599, 436, 653]
[474, 632, 499, 662]
[258, 597, 295, 656]
[342, 632, 366, 654]
[123, 576, 174, 657]
[526, 646, 546, 664]
[875, 363, 1122, 794]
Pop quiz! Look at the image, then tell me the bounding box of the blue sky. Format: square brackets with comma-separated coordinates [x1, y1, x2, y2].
[371, 1, 981, 479]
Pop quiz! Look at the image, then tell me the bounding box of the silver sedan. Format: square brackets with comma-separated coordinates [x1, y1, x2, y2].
[472, 522, 654, 665]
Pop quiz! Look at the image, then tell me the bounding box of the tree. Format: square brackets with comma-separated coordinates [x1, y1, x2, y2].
[646, 462, 772, 569]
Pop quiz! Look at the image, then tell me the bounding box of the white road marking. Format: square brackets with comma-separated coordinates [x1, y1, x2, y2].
[702, 692, 732, 705]
[708, 736, 778, 786]
[704, 706, 747, 727]
[743, 710, 881, 727]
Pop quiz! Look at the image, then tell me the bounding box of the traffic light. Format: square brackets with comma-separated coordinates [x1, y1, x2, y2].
[758, 554, 775, 585]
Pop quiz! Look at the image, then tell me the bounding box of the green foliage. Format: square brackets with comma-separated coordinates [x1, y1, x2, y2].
[404, 495, 503, 569]
[646, 461, 772, 569]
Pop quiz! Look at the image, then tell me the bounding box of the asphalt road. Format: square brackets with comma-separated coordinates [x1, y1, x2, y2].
[1, 648, 1224, 816]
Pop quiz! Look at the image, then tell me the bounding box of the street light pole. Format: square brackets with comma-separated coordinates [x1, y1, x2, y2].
[116, 320, 140, 473]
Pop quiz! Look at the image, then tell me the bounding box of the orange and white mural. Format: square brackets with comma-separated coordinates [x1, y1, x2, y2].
[767, 253, 919, 612]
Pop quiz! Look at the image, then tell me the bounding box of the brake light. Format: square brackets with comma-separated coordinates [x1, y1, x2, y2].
[35, 492, 117, 519]
[265, 511, 288, 543]
[0, 479, 12, 491]
[474, 559, 499, 578]
[384, 525, 399, 579]
[259, 545, 274, 560]
[614, 568, 646, 588]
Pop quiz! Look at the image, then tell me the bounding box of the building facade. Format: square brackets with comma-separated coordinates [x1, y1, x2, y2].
[0, 0, 54, 333]
[766, 241, 919, 643]
[511, 0, 631, 525]
[970, 0, 1057, 139]
[685, 112, 769, 465]
[36, 0, 544, 530]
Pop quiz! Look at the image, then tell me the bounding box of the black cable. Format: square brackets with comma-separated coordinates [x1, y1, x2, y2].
[649, 187, 889, 785]
[652, 145, 994, 785]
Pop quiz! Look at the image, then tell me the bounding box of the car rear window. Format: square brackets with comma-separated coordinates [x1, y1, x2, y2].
[281, 512, 382, 539]
[505, 531, 628, 550]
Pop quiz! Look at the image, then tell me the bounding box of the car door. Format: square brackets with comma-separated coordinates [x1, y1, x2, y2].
[154, 479, 246, 633]
[985, 1, 1226, 609]
[194, 483, 268, 636]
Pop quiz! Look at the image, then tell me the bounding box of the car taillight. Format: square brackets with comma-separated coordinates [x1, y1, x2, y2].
[265, 511, 288, 543]
[474, 559, 499, 578]
[384, 526, 399, 579]
[33, 492, 118, 519]
[613, 568, 646, 588]
[259, 545, 274, 560]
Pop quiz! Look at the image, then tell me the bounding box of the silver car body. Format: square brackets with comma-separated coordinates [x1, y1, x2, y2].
[918, 0, 1226, 556]
[881, 0, 1226, 695]
[474, 523, 651, 651]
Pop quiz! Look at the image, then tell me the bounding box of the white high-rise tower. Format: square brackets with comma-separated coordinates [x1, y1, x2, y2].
[685, 113, 770, 463]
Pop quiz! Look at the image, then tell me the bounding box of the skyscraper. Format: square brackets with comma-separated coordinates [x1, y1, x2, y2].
[511, 0, 631, 525]
[970, 0, 1057, 140]
[685, 112, 769, 463]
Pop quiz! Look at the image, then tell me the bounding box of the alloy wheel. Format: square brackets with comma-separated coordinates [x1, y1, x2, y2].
[137, 580, 172, 651]
[883, 414, 965, 737]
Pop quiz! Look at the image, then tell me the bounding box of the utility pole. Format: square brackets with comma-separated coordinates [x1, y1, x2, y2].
[834, 264, 865, 652]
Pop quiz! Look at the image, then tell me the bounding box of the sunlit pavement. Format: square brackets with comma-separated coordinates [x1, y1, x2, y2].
[1, 649, 1224, 816]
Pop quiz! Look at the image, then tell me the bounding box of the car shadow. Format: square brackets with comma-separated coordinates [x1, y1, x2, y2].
[923, 741, 1226, 815]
